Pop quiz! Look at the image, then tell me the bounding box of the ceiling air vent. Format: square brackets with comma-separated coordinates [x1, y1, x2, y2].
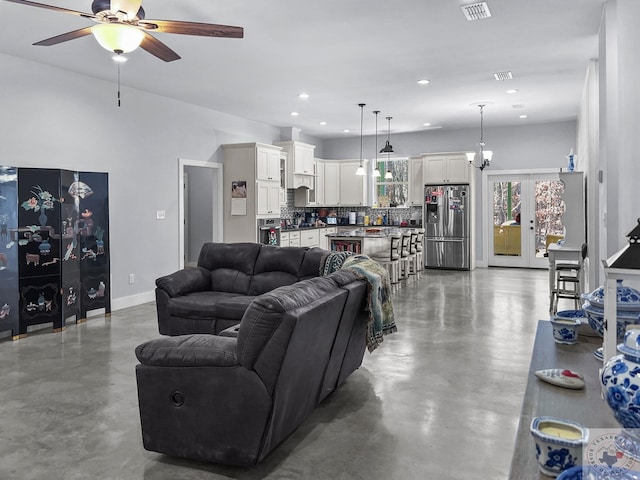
[461, 2, 492, 21]
[493, 71, 513, 81]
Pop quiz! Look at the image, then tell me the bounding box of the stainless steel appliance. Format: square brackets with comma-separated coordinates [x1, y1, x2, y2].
[257, 218, 281, 246]
[424, 184, 470, 270]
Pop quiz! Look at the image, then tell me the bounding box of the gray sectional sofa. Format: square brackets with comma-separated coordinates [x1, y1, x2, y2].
[135, 261, 368, 466]
[154, 242, 328, 335]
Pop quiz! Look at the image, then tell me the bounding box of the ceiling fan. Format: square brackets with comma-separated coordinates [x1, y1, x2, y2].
[4, 0, 244, 62]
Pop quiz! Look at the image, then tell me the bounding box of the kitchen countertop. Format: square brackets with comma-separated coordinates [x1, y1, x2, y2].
[281, 224, 422, 231]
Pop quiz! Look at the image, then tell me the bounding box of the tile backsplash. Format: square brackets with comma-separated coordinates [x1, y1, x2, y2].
[281, 189, 423, 226]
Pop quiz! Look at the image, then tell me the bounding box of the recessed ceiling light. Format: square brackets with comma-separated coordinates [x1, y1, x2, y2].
[343, 129, 350, 133]
[298, 93, 310, 99]
[423, 123, 432, 127]
[290, 112, 299, 117]
[507, 89, 519, 94]
[319, 121, 327, 126]
[519, 114, 528, 119]
[417, 79, 430, 85]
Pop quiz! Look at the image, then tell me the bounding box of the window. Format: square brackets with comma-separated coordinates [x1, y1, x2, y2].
[375, 157, 408, 207]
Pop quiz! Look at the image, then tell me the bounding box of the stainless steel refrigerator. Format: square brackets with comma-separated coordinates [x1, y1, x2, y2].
[424, 184, 470, 270]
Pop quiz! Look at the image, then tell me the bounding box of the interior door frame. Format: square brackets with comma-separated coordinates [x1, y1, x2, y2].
[178, 159, 223, 269]
[483, 168, 559, 269]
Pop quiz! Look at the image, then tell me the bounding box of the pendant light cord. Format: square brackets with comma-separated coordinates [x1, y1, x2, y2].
[359, 103, 365, 168]
[117, 61, 121, 107]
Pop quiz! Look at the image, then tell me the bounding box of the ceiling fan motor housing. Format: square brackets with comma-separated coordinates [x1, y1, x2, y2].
[91, 0, 145, 20]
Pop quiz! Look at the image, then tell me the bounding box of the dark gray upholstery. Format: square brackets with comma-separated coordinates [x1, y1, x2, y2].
[155, 243, 328, 336]
[136, 265, 368, 467]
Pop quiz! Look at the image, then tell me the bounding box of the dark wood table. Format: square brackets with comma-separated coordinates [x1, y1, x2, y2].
[509, 320, 618, 478]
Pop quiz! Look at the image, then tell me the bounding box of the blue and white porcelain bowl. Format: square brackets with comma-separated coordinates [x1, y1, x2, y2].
[551, 316, 581, 344]
[531, 416, 589, 477]
[582, 280, 640, 311]
[558, 465, 640, 479]
[582, 302, 640, 341]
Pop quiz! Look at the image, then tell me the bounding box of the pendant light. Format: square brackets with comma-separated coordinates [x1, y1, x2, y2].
[355, 103, 366, 176]
[380, 116, 394, 154]
[467, 104, 493, 171]
[372, 110, 381, 178]
[384, 117, 393, 180]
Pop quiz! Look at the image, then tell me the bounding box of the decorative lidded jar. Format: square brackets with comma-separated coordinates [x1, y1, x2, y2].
[601, 329, 640, 457]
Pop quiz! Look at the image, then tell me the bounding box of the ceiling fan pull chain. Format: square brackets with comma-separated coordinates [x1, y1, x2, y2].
[117, 61, 121, 107]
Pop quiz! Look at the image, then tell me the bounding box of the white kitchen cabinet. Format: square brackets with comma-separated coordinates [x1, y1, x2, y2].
[256, 146, 281, 182]
[300, 229, 320, 248]
[408, 156, 425, 206]
[339, 161, 367, 206]
[424, 154, 470, 184]
[315, 160, 325, 206]
[256, 181, 280, 216]
[323, 161, 340, 205]
[280, 231, 290, 247]
[279, 151, 288, 207]
[288, 231, 301, 247]
[275, 141, 316, 187]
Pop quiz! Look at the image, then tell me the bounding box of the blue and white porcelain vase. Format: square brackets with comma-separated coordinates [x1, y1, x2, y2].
[601, 329, 640, 459]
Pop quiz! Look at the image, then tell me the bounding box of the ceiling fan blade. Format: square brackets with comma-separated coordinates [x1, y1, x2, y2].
[139, 19, 243, 38]
[140, 32, 181, 62]
[33, 27, 95, 47]
[3, 0, 95, 19]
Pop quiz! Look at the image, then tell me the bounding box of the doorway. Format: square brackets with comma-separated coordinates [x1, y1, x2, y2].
[178, 159, 223, 269]
[486, 172, 564, 268]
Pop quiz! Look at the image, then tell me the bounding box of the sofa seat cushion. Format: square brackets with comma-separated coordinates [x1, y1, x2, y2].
[167, 291, 255, 319]
[135, 334, 237, 367]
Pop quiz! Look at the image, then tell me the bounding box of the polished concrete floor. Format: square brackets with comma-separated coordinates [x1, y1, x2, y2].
[0, 267, 553, 479]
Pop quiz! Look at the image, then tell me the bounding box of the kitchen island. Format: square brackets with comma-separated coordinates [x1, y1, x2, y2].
[327, 228, 393, 255]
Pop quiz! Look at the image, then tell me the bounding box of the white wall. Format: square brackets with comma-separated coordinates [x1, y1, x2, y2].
[0, 53, 285, 308]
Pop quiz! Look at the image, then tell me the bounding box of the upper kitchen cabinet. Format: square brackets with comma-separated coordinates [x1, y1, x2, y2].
[256, 145, 281, 182]
[339, 161, 368, 206]
[275, 141, 316, 188]
[408, 156, 425, 206]
[424, 153, 471, 184]
[323, 161, 340, 206]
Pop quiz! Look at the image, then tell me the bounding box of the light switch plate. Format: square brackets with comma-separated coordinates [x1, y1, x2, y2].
[156, 210, 166, 220]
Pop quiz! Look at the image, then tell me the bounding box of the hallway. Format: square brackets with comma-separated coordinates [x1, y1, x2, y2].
[0, 267, 550, 479]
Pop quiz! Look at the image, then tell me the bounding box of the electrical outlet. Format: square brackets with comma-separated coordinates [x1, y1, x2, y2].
[129, 274, 135, 284]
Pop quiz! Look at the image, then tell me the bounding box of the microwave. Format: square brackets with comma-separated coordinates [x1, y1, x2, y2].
[326, 217, 337, 225]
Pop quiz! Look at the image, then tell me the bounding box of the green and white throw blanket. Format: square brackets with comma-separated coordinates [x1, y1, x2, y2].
[320, 252, 397, 352]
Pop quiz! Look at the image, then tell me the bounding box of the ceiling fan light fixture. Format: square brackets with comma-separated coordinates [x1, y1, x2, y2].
[91, 23, 144, 54]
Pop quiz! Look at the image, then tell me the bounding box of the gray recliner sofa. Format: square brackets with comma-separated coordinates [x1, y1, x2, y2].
[135, 269, 368, 466]
[154, 242, 327, 335]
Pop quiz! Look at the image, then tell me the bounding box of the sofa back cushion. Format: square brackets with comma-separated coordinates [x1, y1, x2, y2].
[198, 242, 262, 294]
[237, 276, 341, 374]
[248, 246, 307, 296]
[299, 247, 327, 279]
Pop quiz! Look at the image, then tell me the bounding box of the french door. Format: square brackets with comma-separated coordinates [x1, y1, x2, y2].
[487, 173, 565, 268]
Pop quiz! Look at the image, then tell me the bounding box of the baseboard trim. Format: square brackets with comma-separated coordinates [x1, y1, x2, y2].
[112, 291, 155, 312]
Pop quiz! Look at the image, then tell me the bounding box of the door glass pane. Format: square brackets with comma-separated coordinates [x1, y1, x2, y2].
[492, 181, 522, 257]
[535, 180, 565, 258]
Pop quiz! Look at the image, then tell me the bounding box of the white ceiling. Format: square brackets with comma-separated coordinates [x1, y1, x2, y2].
[0, 0, 605, 138]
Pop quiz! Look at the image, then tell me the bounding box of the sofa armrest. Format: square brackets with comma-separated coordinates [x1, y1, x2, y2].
[155, 267, 211, 298]
[135, 334, 237, 367]
[218, 324, 241, 338]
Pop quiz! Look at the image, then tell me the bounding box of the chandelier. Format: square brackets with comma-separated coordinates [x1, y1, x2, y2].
[466, 104, 493, 171]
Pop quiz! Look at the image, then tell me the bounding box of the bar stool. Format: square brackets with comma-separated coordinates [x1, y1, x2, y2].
[415, 229, 424, 271]
[408, 231, 419, 275]
[370, 234, 402, 284]
[551, 243, 587, 313]
[399, 232, 415, 279]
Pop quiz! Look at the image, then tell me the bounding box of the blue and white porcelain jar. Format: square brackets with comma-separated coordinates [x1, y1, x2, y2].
[601, 330, 640, 459]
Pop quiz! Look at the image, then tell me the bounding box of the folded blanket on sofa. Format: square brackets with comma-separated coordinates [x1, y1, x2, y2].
[320, 252, 397, 352]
